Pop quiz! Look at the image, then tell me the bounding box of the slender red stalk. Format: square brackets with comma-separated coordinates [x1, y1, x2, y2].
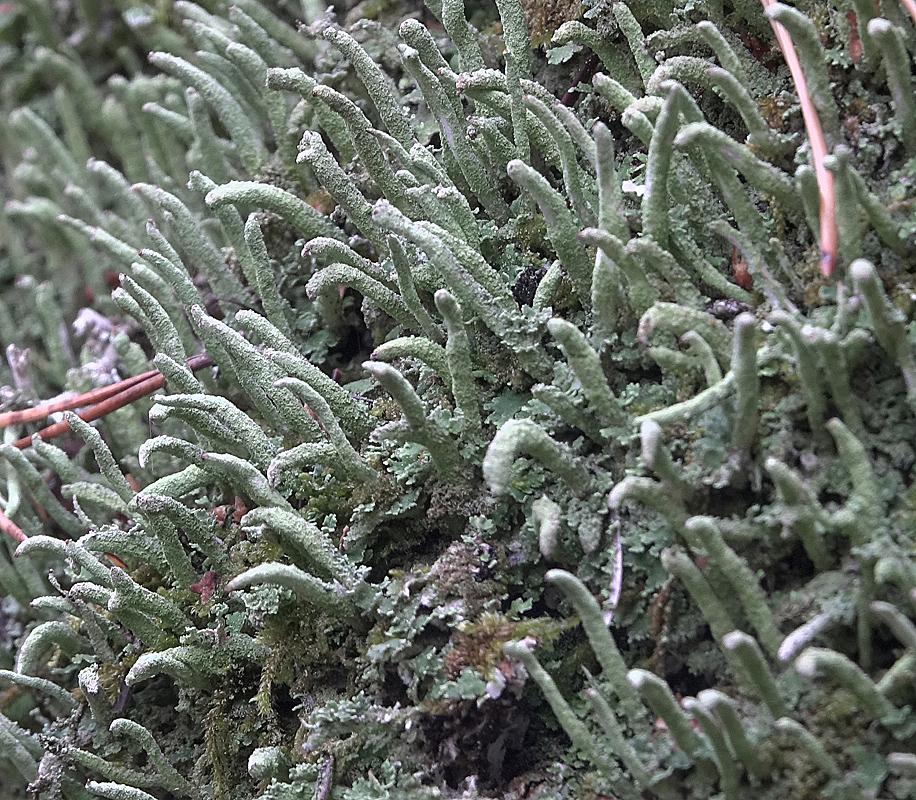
[9, 354, 213, 449]
[761, 0, 838, 277]
[0, 369, 160, 428]
[12, 373, 165, 448]
[0, 507, 27, 543]
[899, 0, 916, 27]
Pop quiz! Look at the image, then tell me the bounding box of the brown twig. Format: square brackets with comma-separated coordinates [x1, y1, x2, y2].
[761, 0, 838, 277]
[562, 53, 600, 107]
[0, 507, 27, 543]
[0, 369, 160, 428]
[8, 354, 213, 449]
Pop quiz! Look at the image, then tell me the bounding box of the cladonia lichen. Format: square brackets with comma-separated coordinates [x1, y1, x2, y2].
[0, 0, 915, 797]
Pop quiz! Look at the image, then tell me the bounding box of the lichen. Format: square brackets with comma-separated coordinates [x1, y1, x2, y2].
[0, 0, 915, 797]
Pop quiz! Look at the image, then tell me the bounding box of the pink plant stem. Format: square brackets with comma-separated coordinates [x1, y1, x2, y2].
[0, 508, 27, 543]
[0, 369, 160, 428]
[9, 354, 214, 449]
[899, 0, 916, 27]
[762, 0, 839, 277]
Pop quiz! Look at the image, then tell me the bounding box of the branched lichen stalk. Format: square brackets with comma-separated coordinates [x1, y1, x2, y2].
[508, 160, 593, 307]
[15, 620, 88, 675]
[371, 338, 450, 384]
[866, 20, 916, 156]
[364, 360, 459, 477]
[548, 318, 626, 425]
[133, 493, 229, 571]
[698, 689, 768, 778]
[774, 718, 842, 781]
[641, 420, 692, 500]
[583, 687, 651, 787]
[851, 259, 916, 412]
[0, 669, 77, 712]
[241, 505, 358, 588]
[226, 563, 359, 623]
[0, 714, 39, 783]
[870, 601, 916, 651]
[661, 548, 739, 647]
[682, 697, 740, 800]
[297, 131, 387, 253]
[318, 22, 413, 148]
[765, 458, 832, 570]
[580, 228, 655, 316]
[206, 181, 344, 243]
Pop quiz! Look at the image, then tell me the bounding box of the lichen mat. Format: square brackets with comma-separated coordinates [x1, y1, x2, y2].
[0, 0, 915, 797]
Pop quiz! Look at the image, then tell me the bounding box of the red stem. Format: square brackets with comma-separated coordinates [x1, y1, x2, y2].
[899, 0, 916, 27]
[761, 0, 838, 277]
[0, 370, 160, 428]
[0, 508, 27, 543]
[10, 354, 213, 449]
